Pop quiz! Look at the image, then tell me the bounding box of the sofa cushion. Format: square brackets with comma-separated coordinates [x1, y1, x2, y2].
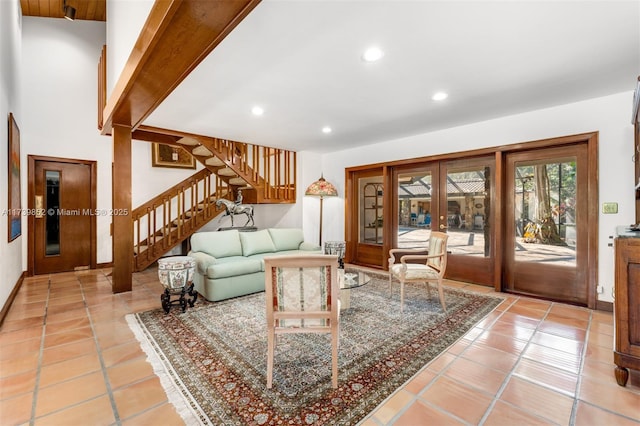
[205, 257, 262, 279]
[240, 229, 277, 256]
[267, 228, 305, 251]
[191, 230, 242, 258]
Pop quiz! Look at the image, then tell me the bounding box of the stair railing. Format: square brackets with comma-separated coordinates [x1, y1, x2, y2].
[131, 168, 232, 270]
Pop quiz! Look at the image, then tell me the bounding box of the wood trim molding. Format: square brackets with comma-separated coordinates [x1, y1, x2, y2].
[0, 271, 25, 328]
[596, 300, 613, 312]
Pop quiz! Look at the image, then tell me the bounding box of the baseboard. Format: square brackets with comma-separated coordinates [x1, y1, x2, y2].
[97, 262, 113, 269]
[596, 300, 613, 312]
[0, 271, 26, 329]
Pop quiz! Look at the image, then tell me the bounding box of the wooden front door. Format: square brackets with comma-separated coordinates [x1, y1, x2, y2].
[30, 157, 96, 275]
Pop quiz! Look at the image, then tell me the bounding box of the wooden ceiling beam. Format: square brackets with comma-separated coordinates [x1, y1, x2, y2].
[101, 0, 261, 133]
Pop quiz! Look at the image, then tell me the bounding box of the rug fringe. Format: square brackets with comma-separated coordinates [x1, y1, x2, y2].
[126, 313, 210, 425]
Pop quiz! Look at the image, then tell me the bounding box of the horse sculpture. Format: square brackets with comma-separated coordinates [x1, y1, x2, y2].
[215, 198, 255, 227]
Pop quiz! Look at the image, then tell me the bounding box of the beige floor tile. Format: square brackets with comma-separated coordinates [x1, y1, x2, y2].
[522, 342, 582, 374]
[0, 392, 33, 425]
[101, 340, 146, 367]
[512, 358, 578, 397]
[107, 358, 155, 390]
[34, 395, 115, 426]
[370, 389, 415, 424]
[0, 337, 41, 361]
[402, 367, 436, 395]
[41, 338, 97, 366]
[0, 370, 37, 400]
[537, 321, 587, 341]
[444, 356, 508, 395]
[499, 376, 574, 424]
[43, 326, 94, 349]
[419, 376, 493, 424]
[475, 329, 528, 355]
[38, 353, 102, 388]
[0, 352, 40, 378]
[579, 376, 640, 421]
[35, 371, 107, 417]
[393, 399, 465, 426]
[530, 330, 585, 355]
[574, 400, 640, 426]
[461, 344, 519, 373]
[112, 376, 168, 420]
[483, 400, 555, 426]
[588, 329, 614, 349]
[44, 316, 91, 335]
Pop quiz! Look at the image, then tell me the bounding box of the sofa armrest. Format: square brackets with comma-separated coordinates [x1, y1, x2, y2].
[188, 251, 217, 275]
[299, 241, 322, 251]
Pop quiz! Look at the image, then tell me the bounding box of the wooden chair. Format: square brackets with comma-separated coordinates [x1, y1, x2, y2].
[264, 254, 340, 389]
[388, 232, 449, 312]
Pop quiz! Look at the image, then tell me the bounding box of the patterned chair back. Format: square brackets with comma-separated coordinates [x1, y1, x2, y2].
[426, 232, 449, 272]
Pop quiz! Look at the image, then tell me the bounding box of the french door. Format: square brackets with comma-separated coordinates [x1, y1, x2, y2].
[391, 156, 495, 286]
[504, 144, 590, 305]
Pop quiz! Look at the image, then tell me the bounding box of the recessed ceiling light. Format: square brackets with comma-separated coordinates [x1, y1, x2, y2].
[432, 92, 448, 101]
[362, 46, 384, 62]
[322, 126, 332, 134]
[251, 106, 264, 116]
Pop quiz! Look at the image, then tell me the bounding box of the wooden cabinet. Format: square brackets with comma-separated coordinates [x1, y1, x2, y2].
[613, 232, 640, 386]
[361, 183, 383, 245]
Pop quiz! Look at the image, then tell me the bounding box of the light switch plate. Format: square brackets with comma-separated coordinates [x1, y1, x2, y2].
[602, 202, 618, 214]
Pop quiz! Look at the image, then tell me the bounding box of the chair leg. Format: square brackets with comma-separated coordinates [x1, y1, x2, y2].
[425, 281, 432, 300]
[331, 330, 339, 388]
[267, 329, 275, 389]
[389, 273, 393, 297]
[400, 280, 405, 313]
[437, 279, 447, 312]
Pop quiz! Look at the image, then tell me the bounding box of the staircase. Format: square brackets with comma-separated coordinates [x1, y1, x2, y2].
[131, 128, 297, 272]
[99, 48, 297, 272]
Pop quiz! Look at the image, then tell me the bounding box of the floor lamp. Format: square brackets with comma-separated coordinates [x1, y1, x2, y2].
[305, 175, 338, 246]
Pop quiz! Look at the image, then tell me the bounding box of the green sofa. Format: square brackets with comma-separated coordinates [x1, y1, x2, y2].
[188, 228, 321, 301]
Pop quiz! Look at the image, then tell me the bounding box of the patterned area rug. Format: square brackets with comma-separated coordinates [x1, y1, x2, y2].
[127, 270, 502, 425]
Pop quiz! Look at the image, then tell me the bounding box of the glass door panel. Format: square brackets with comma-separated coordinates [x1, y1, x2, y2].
[359, 178, 384, 245]
[444, 165, 491, 257]
[440, 157, 495, 285]
[397, 171, 433, 248]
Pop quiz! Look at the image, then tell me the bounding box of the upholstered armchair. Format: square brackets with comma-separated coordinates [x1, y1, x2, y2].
[388, 232, 449, 312]
[264, 254, 340, 389]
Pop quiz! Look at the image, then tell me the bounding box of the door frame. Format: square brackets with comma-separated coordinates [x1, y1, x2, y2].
[27, 155, 98, 276]
[501, 132, 598, 308]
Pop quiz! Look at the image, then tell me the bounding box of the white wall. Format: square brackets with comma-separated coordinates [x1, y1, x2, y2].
[105, 0, 154, 96]
[21, 17, 112, 264]
[318, 92, 636, 303]
[0, 0, 23, 308]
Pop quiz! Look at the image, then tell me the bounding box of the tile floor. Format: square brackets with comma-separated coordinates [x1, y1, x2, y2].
[1, 266, 639, 425]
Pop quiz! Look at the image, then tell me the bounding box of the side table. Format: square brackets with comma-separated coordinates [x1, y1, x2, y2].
[157, 256, 198, 313]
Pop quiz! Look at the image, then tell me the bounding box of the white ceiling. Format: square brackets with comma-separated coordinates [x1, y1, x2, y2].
[144, 0, 640, 153]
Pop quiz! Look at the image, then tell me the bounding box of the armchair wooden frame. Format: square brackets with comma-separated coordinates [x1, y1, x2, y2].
[264, 254, 340, 389]
[388, 232, 449, 312]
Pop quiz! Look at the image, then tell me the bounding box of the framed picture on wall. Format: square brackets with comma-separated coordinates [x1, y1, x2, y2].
[151, 143, 196, 169]
[8, 113, 21, 242]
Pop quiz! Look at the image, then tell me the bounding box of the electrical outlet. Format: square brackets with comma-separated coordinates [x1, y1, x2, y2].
[596, 285, 604, 294]
[602, 202, 618, 214]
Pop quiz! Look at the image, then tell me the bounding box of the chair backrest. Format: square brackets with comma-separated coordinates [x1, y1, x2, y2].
[426, 232, 448, 272]
[264, 255, 339, 328]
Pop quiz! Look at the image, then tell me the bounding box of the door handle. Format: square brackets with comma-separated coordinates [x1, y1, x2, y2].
[439, 224, 448, 230]
[35, 195, 44, 218]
